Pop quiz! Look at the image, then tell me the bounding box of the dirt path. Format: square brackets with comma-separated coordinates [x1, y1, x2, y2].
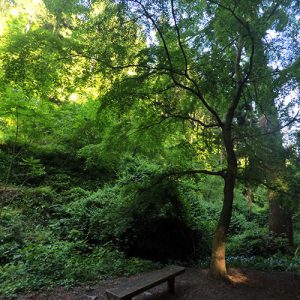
[12, 268, 300, 300]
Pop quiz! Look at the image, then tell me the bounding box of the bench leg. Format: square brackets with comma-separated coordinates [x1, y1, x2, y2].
[168, 278, 175, 294]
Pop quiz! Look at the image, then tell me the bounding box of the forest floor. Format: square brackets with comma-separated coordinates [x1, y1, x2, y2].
[12, 267, 300, 300]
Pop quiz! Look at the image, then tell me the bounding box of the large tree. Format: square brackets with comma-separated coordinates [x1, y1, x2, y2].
[102, 0, 300, 278]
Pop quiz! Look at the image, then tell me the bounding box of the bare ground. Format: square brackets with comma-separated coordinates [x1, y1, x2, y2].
[10, 268, 300, 300]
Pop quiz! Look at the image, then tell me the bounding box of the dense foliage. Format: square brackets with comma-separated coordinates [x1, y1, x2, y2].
[0, 0, 299, 296]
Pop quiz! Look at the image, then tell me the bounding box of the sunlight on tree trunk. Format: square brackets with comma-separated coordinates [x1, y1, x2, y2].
[210, 225, 227, 277]
[210, 176, 235, 278]
[210, 138, 237, 278]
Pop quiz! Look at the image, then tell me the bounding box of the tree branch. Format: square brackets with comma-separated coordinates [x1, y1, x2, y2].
[170, 0, 188, 74]
[132, 0, 174, 71]
[208, 0, 255, 125]
[128, 117, 169, 136]
[264, 2, 280, 21]
[163, 113, 219, 128]
[129, 0, 224, 128]
[165, 168, 227, 178]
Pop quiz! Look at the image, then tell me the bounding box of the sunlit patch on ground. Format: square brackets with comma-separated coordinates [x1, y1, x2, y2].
[228, 268, 249, 284]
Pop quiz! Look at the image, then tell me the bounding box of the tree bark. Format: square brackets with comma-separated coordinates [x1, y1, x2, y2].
[268, 191, 293, 245]
[210, 129, 237, 278]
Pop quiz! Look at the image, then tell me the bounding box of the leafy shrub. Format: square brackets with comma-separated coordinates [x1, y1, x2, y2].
[0, 243, 159, 297]
[63, 157, 206, 261]
[64, 246, 160, 282]
[63, 157, 164, 246]
[17, 186, 60, 224]
[77, 144, 106, 170]
[177, 178, 221, 256]
[228, 213, 249, 235]
[0, 241, 76, 296]
[63, 184, 123, 244]
[19, 157, 46, 184]
[117, 176, 203, 261]
[0, 185, 23, 207]
[61, 187, 91, 203]
[0, 150, 10, 182]
[0, 208, 24, 264]
[227, 228, 291, 256]
[0, 150, 46, 185]
[44, 173, 72, 192]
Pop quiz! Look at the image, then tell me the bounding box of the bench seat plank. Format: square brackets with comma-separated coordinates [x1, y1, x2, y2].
[106, 265, 185, 299]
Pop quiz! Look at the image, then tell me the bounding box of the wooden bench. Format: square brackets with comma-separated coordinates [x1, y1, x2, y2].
[106, 265, 185, 300]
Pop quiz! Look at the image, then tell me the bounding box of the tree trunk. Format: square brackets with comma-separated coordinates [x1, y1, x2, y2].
[269, 191, 293, 245]
[210, 129, 237, 278]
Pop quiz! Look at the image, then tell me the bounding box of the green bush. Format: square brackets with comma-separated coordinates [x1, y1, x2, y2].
[62, 157, 206, 261]
[64, 246, 160, 282]
[44, 173, 72, 192]
[227, 227, 291, 256]
[63, 184, 124, 244]
[63, 157, 170, 246]
[61, 187, 91, 203]
[0, 150, 10, 182]
[0, 208, 24, 264]
[178, 178, 221, 255]
[17, 186, 60, 224]
[0, 243, 159, 297]
[0, 241, 76, 296]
